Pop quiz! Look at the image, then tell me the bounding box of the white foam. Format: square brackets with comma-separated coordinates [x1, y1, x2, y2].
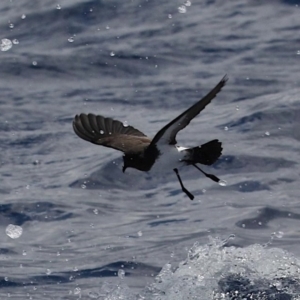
[98, 237, 300, 299]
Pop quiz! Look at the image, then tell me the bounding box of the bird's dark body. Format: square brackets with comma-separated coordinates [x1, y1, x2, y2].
[123, 144, 160, 172]
[72, 76, 228, 200]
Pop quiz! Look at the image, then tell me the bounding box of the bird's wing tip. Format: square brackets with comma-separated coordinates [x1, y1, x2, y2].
[222, 74, 229, 83]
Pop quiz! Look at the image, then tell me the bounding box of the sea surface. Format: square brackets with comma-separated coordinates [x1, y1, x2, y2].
[1, 0, 300, 299]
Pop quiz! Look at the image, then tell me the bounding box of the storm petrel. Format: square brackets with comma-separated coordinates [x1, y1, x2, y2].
[73, 75, 228, 200]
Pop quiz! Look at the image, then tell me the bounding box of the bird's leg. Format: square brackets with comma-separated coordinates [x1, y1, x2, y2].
[192, 164, 220, 183]
[173, 168, 194, 200]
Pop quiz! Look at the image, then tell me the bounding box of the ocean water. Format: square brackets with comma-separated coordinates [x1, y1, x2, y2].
[1, 0, 300, 299]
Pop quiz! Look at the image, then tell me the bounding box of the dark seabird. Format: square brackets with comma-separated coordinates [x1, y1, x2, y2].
[73, 76, 228, 200]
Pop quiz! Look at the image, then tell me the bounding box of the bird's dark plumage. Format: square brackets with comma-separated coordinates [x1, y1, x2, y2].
[150, 75, 228, 146]
[73, 114, 151, 154]
[72, 76, 228, 200]
[183, 139, 223, 165]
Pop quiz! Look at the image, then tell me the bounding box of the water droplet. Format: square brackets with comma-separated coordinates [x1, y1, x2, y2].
[81, 184, 86, 189]
[106, 26, 110, 30]
[26, 185, 30, 189]
[93, 208, 99, 215]
[218, 180, 227, 187]
[235, 105, 239, 111]
[56, 4, 61, 9]
[224, 126, 228, 131]
[22, 250, 27, 256]
[184, 0, 192, 6]
[228, 233, 236, 240]
[123, 121, 128, 127]
[21, 14, 26, 19]
[4, 277, 8, 281]
[9, 23, 14, 29]
[46, 269, 51, 275]
[88, 291, 99, 299]
[168, 14, 172, 18]
[274, 231, 284, 238]
[32, 61, 37, 66]
[297, 50, 300, 55]
[73, 266, 78, 272]
[12, 39, 19, 45]
[178, 5, 187, 13]
[100, 130, 104, 134]
[6, 224, 23, 239]
[1, 39, 12, 51]
[110, 51, 115, 57]
[265, 131, 270, 136]
[202, 189, 206, 193]
[137, 230, 143, 237]
[68, 36, 74, 43]
[74, 287, 81, 295]
[118, 269, 125, 279]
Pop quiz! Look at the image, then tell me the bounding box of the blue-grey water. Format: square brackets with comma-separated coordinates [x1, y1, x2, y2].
[1, 0, 300, 299]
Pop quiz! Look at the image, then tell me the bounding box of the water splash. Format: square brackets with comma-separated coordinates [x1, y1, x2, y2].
[1, 39, 12, 51]
[218, 179, 227, 187]
[178, 5, 187, 13]
[118, 269, 125, 279]
[6, 224, 23, 239]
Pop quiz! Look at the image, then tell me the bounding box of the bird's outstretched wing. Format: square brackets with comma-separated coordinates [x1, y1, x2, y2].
[150, 75, 228, 146]
[73, 114, 151, 154]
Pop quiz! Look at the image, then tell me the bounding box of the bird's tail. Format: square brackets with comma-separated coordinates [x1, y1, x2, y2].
[183, 139, 222, 165]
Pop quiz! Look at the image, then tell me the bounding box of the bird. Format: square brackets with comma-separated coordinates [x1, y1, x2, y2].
[73, 75, 228, 200]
